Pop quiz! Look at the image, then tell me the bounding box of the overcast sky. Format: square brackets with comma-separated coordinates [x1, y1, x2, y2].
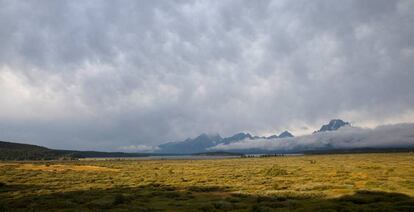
[1, 0, 413, 151]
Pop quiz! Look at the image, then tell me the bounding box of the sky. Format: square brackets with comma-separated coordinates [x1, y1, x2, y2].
[0, 0, 413, 151]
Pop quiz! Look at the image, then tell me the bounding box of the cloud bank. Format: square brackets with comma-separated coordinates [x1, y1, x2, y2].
[210, 123, 414, 152]
[118, 145, 160, 153]
[0, 1, 414, 151]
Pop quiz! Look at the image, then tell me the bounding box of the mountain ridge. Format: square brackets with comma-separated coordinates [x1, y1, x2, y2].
[156, 130, 295, 154]
[156, 119, 349, 154]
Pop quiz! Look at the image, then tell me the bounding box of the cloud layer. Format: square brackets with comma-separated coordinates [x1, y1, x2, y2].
[0, 1, 414, 150]
[118, 144, 160, 153]
[210, 123, 414, 152]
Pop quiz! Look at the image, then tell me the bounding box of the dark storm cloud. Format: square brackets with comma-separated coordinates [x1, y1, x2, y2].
[0, 0, 413, 151]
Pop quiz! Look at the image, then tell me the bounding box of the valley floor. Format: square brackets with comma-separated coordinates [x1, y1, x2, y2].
[0, 153, 413, 211]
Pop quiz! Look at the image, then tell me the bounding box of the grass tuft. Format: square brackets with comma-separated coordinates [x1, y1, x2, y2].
[265, 165, 288, 176]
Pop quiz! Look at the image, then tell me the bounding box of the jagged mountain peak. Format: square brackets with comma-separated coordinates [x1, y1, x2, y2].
[278, 131, 294, 138]
[314, 119, 350, 133]
[221, 132, 252, 145]
[266, 131, 294, 139]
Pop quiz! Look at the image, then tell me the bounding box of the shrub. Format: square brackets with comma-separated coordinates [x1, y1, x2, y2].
[213, 201, 233, 210]
[198, 203, 214, 212]
[252, 204, 273, 212]
[188, 186, 224, 192]
[113, 194, 125, 205]
[265, 165, 288, 176]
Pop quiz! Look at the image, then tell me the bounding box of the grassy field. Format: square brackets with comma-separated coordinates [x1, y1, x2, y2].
[0, 153, 413, 211]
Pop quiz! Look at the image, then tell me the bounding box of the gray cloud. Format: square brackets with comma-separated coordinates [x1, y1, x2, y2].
[0, 0, 413, 151]
[210, 123, 414, 151]
[118, 144, 160, 153]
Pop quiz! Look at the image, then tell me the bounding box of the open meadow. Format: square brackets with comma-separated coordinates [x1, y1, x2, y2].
[1, 153, 413, 211]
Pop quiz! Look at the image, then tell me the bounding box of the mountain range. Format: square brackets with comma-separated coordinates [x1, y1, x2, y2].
[155, 120, 348, 154]
[156, 119, 350, 154]
[157, 130, 295, 154]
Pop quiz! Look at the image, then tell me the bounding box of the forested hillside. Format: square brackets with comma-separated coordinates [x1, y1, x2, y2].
[0, 141, 149, 160]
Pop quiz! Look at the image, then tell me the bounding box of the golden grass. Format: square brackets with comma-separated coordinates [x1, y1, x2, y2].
[0, 153, 413, 211]
[15, 164, 120, 172]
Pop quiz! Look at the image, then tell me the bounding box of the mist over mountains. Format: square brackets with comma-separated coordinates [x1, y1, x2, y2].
[156, 130, 294, 154]
[211, 122, 414, 153]
[148, 119, 414, 154]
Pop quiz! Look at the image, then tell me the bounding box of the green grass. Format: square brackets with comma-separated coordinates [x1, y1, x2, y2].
[0, 153, 413, 211]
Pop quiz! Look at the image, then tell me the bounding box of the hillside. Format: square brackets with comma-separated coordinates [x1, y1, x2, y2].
[0, 141, 149, 161]
[0, 141, 64, 160]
